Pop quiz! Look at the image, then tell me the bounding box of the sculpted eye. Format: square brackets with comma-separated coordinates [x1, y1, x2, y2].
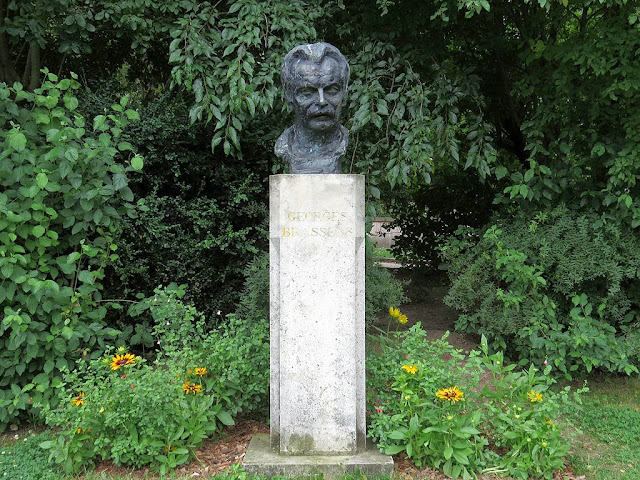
[325, 85, 341, 95]
[297, 88, 316, 98]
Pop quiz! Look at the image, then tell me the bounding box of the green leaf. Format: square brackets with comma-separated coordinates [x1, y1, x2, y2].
[444, 445, 453, 459]
[61, 326, 73, 340]
[591, 143, 605, 157]
[78, 270, 94, 284]
[8, 129, 27, 152]
[32, 225, 46, 238]
[524, 169, 534, 183]
[216, 410, 235, 426]
[113, 173, 128, 190]
[495, 166, 508, 180]
[383, 444, 406, 455]
[36, 172, 48, 189]
[93, 115, 106, 131]
[131, 155, 144, 171]
[388, 430, 407, 440]
[64, 96, 79, 111]
[459, 426, 480, 435]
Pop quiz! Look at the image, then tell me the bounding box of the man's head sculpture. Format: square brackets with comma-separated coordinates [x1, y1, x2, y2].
[275, 42, 350, 174]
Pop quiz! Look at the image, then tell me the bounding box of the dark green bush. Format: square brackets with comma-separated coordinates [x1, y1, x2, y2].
[441, 205, 640, 377]
[84, 88, 271, 319]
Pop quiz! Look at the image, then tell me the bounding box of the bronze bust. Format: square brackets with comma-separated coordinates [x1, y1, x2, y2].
[275, 42, 349, 174]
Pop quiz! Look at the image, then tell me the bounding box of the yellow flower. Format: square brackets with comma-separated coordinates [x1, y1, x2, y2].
[182, 381, 202, 395]
[388, 307, 400, 318]
[194, 367, 208, 376]
[436, 386, 464, 404]
[71, 392, 85, 406]
[99, 407, 105, 413]
[401, 364, 418, 374]
[110, 353, 136, 370]
[527, 390, 543, 403]
[398, 314, 408, 324]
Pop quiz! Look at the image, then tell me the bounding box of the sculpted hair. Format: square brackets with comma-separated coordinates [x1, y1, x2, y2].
[281, 42, 350, 104]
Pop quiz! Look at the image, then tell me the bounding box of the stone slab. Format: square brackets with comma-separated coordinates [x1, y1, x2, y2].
[243, 434, 394, 479]
[269, 174, 366, 455]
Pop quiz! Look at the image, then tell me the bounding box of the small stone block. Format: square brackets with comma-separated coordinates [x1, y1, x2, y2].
[243, 434, 394, 479]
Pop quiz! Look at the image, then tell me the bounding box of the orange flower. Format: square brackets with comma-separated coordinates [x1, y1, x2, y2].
[71, 392, 85, 406]
[182, 381, 202, 395]
[401, 364, 418, 374]
[527, 390, 543, 403]
[436, 386, 464, 403]
[110, 353, 136, 370]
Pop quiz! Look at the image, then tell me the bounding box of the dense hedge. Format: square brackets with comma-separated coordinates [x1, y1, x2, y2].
[77, 85, 273, 319]
[441, 205, 640, 377]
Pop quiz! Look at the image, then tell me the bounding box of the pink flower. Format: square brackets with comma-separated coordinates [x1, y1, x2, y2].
[130, 384, 135, 388]
[376, 408, 383, 413]
[28, 398, 33, 402]
[121, 375, 126, 379]
[543, 360, 548, 366]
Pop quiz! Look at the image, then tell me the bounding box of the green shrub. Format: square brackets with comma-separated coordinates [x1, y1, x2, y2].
[367, 323, 584, 479]
[441, 205, 640, 377]
[132, 284, 270, 418]
[40, 346, 232, 475]
[0, 72, 142, 431]
[39, 284, 268, 475]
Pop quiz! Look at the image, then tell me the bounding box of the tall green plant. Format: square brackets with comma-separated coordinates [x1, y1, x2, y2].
[0, 71, 142, 430]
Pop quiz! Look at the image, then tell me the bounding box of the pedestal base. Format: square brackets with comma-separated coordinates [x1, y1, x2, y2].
[243, 434, 394, 479]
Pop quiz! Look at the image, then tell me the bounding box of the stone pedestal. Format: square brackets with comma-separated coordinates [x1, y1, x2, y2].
[244, 174, 392, 477]
[269, 174, 366, 455]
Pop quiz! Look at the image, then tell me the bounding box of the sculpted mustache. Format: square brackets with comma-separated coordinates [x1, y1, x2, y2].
[308, 107, 334, 117]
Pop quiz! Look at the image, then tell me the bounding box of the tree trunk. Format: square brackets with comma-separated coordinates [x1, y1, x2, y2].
[0, 0, 20, 84]
[27, 42, 41, 90]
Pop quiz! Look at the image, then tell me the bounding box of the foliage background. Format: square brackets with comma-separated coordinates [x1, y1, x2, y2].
[1, 0, 640, 430]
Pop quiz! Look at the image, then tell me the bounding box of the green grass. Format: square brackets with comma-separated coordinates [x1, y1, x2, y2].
[372, 247, 394, 259]
[566, 376, 640, 480]
[0, 430, 63, 480]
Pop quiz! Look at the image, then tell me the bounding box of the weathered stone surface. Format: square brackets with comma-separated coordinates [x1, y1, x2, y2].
[269, 174, 365, 455]
[243, 434, 394, 479]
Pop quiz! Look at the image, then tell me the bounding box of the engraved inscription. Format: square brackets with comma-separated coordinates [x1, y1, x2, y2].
[282, 210, 352, 238]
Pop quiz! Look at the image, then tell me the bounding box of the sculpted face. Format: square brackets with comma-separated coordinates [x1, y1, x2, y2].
[289, 57, 346, 134]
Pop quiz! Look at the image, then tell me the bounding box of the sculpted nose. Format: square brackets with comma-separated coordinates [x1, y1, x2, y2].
[317, 88, 327, 105]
